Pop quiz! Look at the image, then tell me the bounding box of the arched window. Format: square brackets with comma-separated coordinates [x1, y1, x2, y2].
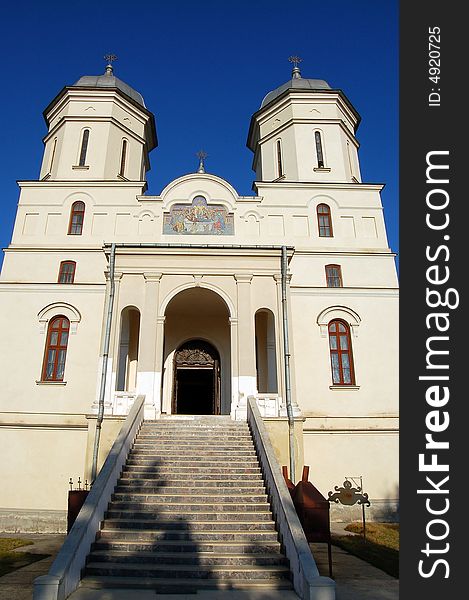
[328, 320, 355, 385]
[276, 140, 284, 178]
[42, 316, 70, 381]
[315, 131, 325, 168]
[119, 139, 127, 177]
[58, 261, 76, 284]
[317, 203, 333, 237]
[68, 201, 85, 235]
[78, 129, 90, 167]
[325, 264, 342, 287]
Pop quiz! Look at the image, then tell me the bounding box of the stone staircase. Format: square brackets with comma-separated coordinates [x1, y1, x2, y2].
[80, 416, 293, 593]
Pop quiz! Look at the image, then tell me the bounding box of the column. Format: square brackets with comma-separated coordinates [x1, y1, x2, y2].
[136, 273, 162, 415]
[234, 274, 256, 403]
[229, 317, 239, 418]
[153, 315, 166, 415]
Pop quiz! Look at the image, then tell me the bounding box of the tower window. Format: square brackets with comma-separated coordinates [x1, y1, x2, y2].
[78, 129, 90, 167]
[41, 316, 70, 381]
[325, 264, 342, 287]
[328, 320, 355, 385]
[315, 131, 325, 168]
[119, 139, 127, 177]
[276, 140, 284, 178]
[317, 203, 333, 237]
[58, 261, 76, 284]
[49, 138, 57, 173]
[68, 201, 85, 235]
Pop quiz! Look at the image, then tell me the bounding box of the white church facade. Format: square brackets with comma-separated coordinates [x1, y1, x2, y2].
[0, 61, 399, 531]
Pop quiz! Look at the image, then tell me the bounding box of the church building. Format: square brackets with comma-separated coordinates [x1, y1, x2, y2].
[0, 59, 398, 532]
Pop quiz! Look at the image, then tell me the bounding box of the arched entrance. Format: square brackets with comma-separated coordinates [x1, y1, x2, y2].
[162, 287, 231, 415]
[172, 340, 221, 415]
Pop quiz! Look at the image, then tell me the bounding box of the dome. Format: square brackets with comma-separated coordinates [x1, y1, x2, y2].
[73, 69, 146, 107]
[261, 77, 331, 108]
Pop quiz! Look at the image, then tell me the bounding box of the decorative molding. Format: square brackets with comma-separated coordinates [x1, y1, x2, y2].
[38, 302, 81, 334]
[234, 273, 253, 283]
[143, 272, 162, 282]
[317, 305, 361, 337]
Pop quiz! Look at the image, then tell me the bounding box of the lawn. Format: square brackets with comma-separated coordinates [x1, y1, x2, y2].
[332, 522, 399, 578]
[0, 538, 49, 577]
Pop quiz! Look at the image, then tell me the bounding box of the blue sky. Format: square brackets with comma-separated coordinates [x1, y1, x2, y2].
[0, 0, 398, 268]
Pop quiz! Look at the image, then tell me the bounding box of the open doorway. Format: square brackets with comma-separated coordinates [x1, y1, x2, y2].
[172, 340, 221, 415]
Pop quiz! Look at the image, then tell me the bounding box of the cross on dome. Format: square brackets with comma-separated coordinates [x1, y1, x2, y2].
[288, 55, 302, 79]
[196, 150, 208, 173]
[104, 53, 118, 75]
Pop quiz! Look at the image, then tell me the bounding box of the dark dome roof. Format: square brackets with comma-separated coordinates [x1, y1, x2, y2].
[73, 71, 145, 107]
[261, 77, 331, 108]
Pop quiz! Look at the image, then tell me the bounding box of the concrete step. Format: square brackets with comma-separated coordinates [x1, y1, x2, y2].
[98, 529, 280, 542]
[108, 502, 271, 513]
[122, 465, 262, 474]
[118, 471, 264, 488]
[141, 426, 250, 433]
[87, 550, 288, 567]
[114, 484, 266, 494]
[84, 561, 290, 580]
[130, 444, 257, 459]
[105, 510, 273, 522]
[125, 459, 261, 468]
[133, 437, 254, 444]
[101, 519, 276, 532]
[79, 575, 293, 592]
[92, 540, 284, 555]
[130, 445, 256, 453]
[119, 470, 263, 481]
[111, 493, 268, 503]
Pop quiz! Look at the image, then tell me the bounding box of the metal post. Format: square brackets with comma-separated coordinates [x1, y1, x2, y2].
[281, 246, 295, 482]
[361, 476, 367, 542]
[91, 243, 116, 482]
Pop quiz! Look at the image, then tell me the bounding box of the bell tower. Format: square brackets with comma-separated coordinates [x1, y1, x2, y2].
[247, 58, 362, 184]
[39, 57, 157, 183]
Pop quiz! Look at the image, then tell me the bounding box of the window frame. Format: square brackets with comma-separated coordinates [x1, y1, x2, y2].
[276, 139, 284, 178]
[41, 316, 70, 382]
[58, 261, 76, 284]
[328, 319, 355, 386]
[315, 131, 325, 168]
[68, 201, 85, 235]
[49, 138, 57, 173]
[119, 139, 128, 177]
[317, 203, 333, 237]
[325, 264, 343, 287]
[78, 129, 90, 167]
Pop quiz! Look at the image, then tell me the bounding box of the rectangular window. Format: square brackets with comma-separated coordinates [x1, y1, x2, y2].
[58, 261, 76, 284]
[325, 265, 343, 287]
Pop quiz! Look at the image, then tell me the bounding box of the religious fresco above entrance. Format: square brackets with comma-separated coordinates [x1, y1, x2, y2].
[163, 195, 234, 235]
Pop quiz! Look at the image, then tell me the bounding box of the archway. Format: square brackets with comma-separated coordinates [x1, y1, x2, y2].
[162, 287, 231, 415]
[173, 340, 220, 414]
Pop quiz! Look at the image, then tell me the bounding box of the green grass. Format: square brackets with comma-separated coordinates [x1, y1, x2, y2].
[332, 522, 399, 578]
[0, 538, 49, 577]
